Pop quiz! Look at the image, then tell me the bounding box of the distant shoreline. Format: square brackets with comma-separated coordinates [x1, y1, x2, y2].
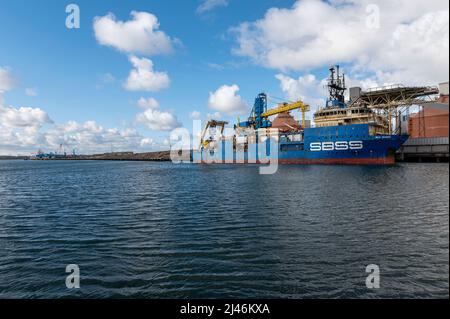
[58, 151, 172, 162]
[0, 156, 29, 160]
[1, 150, 193, 162]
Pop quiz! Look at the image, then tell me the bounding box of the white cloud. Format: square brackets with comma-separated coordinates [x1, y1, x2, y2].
[124, 55, 170, 92]
[25, 88, 38, 96]
[208, 84, 248, 115]
[371, 10, 449, 85]
[135, 97, 180, 131]
[275, 73, 326, 114]
[0, 125, 46, 151]
[137, 108, 181, 131]
[43, 121, 150, 154]
[0, 104, 52, 128]
[140, 137, 154, 147]
[189, 110, 201, 119]
[41, 120, 168, 155]
[0, 97, 167, 155]
[232, 0, 449, 85]
[137, 97, 159, 109]
[0, 67, 16, 93]
[275, 69, 395, 112]
[93, 11, 174, 55]
[275, 73, 323, 102]
[0, 99, 53, 154]
[197, 0, 228, 14]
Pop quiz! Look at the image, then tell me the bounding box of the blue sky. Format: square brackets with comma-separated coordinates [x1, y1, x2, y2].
[0, 0, 448, 154]
[0, 1, 287, 122]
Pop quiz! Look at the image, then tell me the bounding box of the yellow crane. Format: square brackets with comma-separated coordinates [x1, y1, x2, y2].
[262, 99, 310, 128]
[199, 120, 228, 149]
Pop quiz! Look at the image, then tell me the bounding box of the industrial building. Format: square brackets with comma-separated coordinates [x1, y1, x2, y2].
[398, 82, 449, 162]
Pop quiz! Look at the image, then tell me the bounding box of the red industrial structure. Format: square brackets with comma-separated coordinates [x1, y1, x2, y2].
[408, 82, 449, 138]
[409, 108, 449, 138]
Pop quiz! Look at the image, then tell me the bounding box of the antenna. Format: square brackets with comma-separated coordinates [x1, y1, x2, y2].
[326, 65, 347, 108]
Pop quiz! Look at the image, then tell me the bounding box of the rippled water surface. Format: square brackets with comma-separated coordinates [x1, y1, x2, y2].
[0, 160, 448, 298]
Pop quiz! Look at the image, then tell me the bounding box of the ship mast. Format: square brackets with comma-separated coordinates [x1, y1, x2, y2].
[326, 65, 346, 108]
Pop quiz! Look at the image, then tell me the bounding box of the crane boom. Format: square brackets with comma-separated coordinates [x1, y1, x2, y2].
[238, 93, 311, 129]
[262, 100, 310, 128]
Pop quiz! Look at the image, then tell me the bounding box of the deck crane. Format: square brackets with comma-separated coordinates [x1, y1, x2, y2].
[262, 99, 310, 129]
[238, 93, 310, 130]
[198, 120, 228, 150]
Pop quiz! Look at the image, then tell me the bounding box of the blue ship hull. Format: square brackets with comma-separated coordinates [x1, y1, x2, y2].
[194, 124, 409, 165]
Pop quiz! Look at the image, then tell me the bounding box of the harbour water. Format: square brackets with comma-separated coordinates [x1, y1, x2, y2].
[0, 160, 448, 298]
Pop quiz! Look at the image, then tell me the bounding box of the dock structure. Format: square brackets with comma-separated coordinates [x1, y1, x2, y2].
[349, 84, 440, 134]
[397, 137, 449, 162]
[349, 82, 449, 163]
[352, 85, 439, 109]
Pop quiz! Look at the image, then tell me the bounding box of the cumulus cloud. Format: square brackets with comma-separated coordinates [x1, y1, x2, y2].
[275, 73, 323, 102]
[136, 97, 181, 131]
[208, 84, 248, 115]
[0, 125, 46, 152]
[43, 121, 152, 154]
[370, 10, 449, 85]
[137, 97, 159, 109]
[197, 0, 228, 14]
[140, 137, 155, 147]
[0, 67, 16, 93]
[2, 118, 163, 155]
[0, 97, 165, 155]
[0, 99, 53, 154]
[275, 71, 388, 111]
[137, 109, 181, 131]
[189, 110, 201, 119]
[0, 104, 52, 128]
[124, 55, 170, 92]
[93, 11, 174, 55]
[206, 111, 222, 120]
[232, 0, 449, 85]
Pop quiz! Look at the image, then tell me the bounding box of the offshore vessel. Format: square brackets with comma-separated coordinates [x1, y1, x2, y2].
[194, 66, 409, 165]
